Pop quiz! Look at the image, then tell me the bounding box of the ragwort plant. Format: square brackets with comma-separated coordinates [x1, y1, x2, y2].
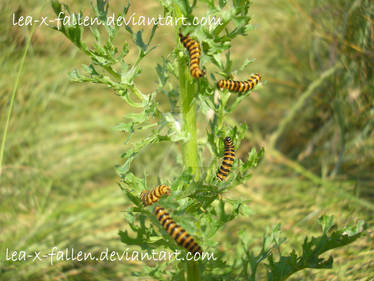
[51, 0, 365, 280]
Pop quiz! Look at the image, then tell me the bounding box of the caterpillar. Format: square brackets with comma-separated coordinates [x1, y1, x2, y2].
[217, 73, 261, 92]
[140, 185, 171, 206]
[154, 206, 203, 255]
[217, 137, 235, 181]
[179, 31, 205, 78]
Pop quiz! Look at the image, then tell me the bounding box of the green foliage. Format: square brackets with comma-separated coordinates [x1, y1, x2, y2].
[265, 217, 365, 281]
[51, 0, 366, 280]
[237, 217, 365, 281]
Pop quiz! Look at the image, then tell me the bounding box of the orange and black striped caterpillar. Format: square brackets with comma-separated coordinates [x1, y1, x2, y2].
[217, 137, 235, 181]
[154, 206, 203, 255]
[140, 185, 171, 206]
[217, 73, 261, 92]
[179, 32, 205, 78]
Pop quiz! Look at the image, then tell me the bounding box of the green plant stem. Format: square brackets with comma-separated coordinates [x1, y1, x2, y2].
[218, 91, 230, 129]
[186, 260, 201, 281]
[103, 65, 120, 80]
[0, 24, 36, 174]
[179, 54, 200, 178]
[178, 40, 201, 281]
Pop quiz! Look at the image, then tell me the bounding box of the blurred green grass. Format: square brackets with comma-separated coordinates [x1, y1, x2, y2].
[1, 0, 373, 280]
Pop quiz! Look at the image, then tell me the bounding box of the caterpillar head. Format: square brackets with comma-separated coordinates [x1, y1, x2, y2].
[224, 136, 232, 144]
[254, 73, 262, 80]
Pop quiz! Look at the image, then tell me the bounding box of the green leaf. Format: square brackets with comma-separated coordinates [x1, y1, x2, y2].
[218, 0, 227, 8]
[119, 215, 169, 250]
[51, 0, 62, 16]
[113, 122, 134, 133]
[319, 215, 336, 234]
[265, 218, 366, 281]
[239, 58, 255, 71]
[125, 112, 148, 123]
[135, 30, 147, 51]
[95, 0, 109, 22]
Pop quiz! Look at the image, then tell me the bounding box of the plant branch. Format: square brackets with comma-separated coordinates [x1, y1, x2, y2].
[177, 30, 201, 281]
[186, 260, 201, 281]
[179, 49, 200, 179]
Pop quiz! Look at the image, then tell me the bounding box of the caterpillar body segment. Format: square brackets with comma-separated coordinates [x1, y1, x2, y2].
[217, 137, 235, 181]
[140, 185, 171, 206]
[154, 206, 203, 255]
[217, 73, 261, 92]
[179, 32, 205, 78]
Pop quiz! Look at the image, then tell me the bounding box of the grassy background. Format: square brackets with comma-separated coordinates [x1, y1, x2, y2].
[1, 0, 373, 280]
